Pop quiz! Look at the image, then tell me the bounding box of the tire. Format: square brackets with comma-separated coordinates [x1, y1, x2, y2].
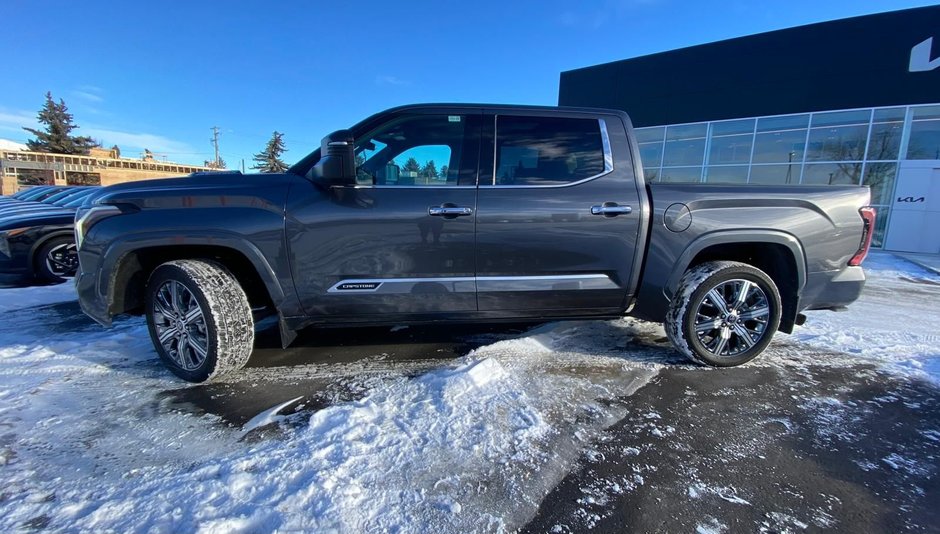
[145, 259, 254, 382]
[34, 236, 79, 284]
[665, 261, 781, 367]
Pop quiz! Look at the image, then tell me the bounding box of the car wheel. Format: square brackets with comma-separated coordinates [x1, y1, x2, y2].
[145, 259, 254, 382]
[34, 236, 79, 283]
[665, 261, 781, 367]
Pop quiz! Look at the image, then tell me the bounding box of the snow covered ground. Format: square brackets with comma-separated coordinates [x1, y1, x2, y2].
[0, 252, 938, 532]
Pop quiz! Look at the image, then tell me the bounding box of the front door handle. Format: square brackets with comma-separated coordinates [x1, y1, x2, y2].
[429, 205, 473, 217]
[591, 203, 633, 216]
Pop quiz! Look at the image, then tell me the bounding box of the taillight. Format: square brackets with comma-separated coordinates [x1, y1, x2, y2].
[848, 207, 876, 266]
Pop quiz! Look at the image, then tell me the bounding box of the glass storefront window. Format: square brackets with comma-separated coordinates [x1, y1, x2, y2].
[757, 114, 809, 132]
[873, 107, 906, 122]
[711, 118, 755, 136]
[708, 134, 752, 164]
[862, 162, 897, 205]
[802, 162, 862, 185]
[810, 109, 871, 127]
[663, 138, 706, 166]
[867, 122, 902, 161]
[752, 130, 806, 163]
[748, 164, 797, 185]
[872, 207, 889, 248]
[906, 119, 940, 160]
[639, 142, 663, 167]
[805, 125, 868, 161]
[666, 123, 707, 140]
[912, 105, 940, 120]
[633, 104, 940, 249]
[635, 126, 665, 144]
[660, 166, 702, 183]
[705, 165, 749, 183]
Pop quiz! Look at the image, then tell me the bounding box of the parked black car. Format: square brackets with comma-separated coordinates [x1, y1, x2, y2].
[0, 186, 100, 283]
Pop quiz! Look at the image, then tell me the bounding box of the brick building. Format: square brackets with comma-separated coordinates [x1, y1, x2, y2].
[0, 146, 216, 195]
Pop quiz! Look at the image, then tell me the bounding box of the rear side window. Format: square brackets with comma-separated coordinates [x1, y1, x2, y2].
[494, 116, 607, 186]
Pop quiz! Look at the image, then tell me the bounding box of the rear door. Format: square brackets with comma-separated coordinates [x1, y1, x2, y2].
[474, 111, 643, 313]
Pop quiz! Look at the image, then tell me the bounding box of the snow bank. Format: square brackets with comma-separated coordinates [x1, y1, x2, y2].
[0, 290, 660, 532]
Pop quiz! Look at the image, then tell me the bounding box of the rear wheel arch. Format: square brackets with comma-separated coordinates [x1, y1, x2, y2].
[668, 232, 805, 334]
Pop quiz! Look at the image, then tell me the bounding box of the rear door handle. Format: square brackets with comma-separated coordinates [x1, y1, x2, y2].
[429, 206, 473, 217]
[591, 203, 632, 216]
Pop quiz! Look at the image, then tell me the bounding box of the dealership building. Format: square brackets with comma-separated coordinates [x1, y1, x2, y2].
[559, 5, 940, 253]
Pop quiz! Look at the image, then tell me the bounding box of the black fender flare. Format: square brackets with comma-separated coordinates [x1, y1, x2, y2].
[102, 229, 294, 316]
[664, 229, 808, 300]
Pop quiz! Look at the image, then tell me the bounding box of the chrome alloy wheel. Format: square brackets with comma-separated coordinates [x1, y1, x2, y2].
[45, 243, 78, 277]
[152, 280, 209, 371]
[693, 279, 771, 358]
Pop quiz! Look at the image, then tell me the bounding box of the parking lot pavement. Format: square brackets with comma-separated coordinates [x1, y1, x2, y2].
[1, 252, 939, 532]
[520, 351, 940, 533]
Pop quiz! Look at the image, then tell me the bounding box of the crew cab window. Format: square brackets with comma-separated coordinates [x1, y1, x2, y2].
[355, 114, 472, 186]
[494, 116, 606, 186]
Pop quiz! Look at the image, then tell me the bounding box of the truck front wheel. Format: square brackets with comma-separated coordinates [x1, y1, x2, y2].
[665, 261, 781, 367]
[145, 259, 255, 382]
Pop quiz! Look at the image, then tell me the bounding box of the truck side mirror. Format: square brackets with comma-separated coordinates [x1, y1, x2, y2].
[308, 129, 356, 187]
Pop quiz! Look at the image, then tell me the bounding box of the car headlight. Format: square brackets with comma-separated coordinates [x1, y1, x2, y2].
[75, 205, 122, 249]
[0, 227, 33, 257]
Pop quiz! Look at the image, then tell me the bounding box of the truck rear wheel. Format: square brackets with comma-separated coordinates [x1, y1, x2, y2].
[145, 259, 254, 382]
[665, 261, 781, 367]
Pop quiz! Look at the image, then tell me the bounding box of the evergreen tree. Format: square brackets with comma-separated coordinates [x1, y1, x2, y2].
[439, 164, 448, 178]
[420, 160, 438, 179]
[251, 131, 289, 173]
[204, 158, 227, 169]
[23, 92, 99, 154]
[402, 157, 421, 174]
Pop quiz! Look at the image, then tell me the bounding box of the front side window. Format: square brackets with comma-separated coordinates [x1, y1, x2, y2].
[354, 114, 473, 186]
[494, 116, 606, 186]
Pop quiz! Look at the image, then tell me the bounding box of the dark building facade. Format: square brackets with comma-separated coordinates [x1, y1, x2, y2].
[558, 6, 940, 253]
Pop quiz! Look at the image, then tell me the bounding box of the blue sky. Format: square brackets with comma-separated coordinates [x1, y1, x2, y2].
[1, 0, 935, 167]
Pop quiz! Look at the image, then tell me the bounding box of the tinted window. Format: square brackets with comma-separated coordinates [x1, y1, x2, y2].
[708, 134, 752, 164]
[494, 116, 605, 186]
[659, 166, 702, 183]
[907, 119, 940, 160]
[749, 164, 798, 185]
[867, 122, 902, 161]
[805, 125, 867, 161]
[354, 114, 474, 186]
[752, 130, 806, 163]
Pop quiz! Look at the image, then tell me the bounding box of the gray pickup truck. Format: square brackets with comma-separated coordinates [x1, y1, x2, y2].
[74, 104, 874, 382]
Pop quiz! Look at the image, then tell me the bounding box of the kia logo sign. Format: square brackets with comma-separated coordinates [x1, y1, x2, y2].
[898, 196, 926, 203]
[910, 37, 940, 72]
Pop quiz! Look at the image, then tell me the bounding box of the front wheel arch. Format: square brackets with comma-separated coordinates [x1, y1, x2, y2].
[110, 244, 277, 316]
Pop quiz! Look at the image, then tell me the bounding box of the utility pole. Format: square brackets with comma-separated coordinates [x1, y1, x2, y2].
[210, 126, 221, 168]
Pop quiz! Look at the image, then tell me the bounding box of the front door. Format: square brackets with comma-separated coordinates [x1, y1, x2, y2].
[474, 112, 644, 314]
[288, 111, 482, 318]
